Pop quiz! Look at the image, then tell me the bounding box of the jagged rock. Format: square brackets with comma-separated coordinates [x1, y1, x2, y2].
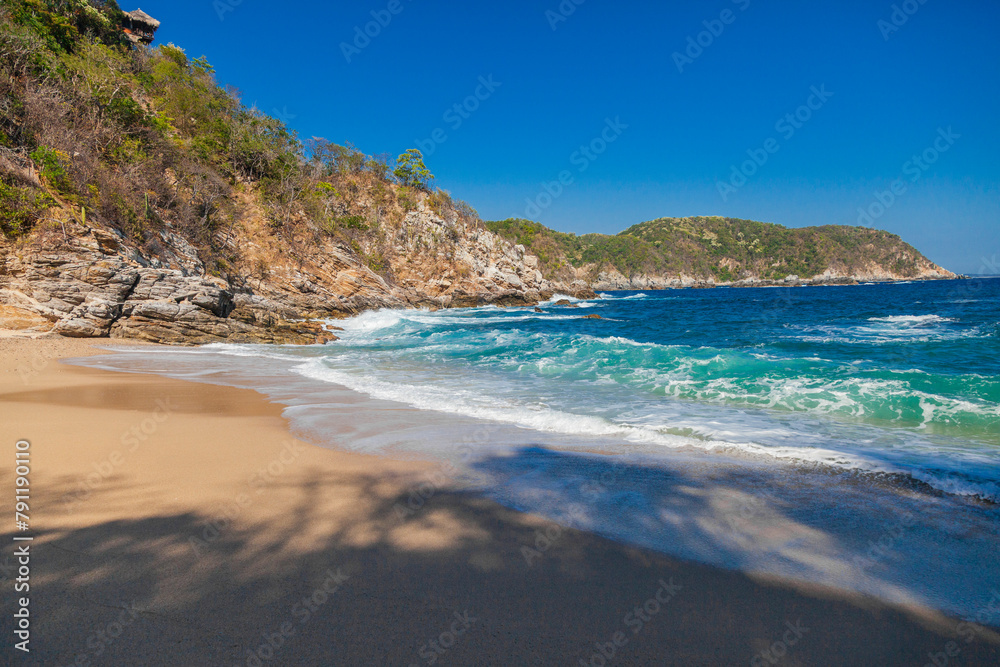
[0, 236, 336, 345]
[0, 192, 602, 344]
[584, 313, 602, 319]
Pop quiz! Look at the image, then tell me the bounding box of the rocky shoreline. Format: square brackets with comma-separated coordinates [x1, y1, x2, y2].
[585, 268, 957, 291]
[594, 275, 959, 291]
[0, 204, 958, 346]
[0, 209, 595, 345]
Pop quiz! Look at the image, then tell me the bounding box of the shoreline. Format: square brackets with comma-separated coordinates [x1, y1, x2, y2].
[2, 335, 999, 664]
[589, 274, 967, 292]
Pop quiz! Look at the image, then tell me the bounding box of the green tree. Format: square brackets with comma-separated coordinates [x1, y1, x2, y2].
[393, 148, 433, 190]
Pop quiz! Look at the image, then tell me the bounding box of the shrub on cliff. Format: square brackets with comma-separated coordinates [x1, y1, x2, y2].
[0, 177, 52, 237]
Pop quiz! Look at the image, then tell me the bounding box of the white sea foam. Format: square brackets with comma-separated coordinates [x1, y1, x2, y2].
[330, 308, 583, 338]
[157, 293, 1000, 505]
[868, 314, 956, 324]
[539, 293, 581, 304]
[596, 292, 649, 301]
[788, 315, 972, 344]
[285, 355, 1000, 502]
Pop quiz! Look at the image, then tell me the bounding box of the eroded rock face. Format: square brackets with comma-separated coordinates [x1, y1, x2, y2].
[0, 227, 341, 345]
[0, 208, 586, 344]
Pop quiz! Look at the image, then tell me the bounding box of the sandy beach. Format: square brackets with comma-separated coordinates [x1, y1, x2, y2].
[1, 335, 998, 666]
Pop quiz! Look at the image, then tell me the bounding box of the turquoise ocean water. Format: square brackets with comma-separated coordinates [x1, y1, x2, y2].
[75, 278, 1000, 620]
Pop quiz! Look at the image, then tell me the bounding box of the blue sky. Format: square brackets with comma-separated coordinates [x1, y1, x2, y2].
[139, 0, 998, 274]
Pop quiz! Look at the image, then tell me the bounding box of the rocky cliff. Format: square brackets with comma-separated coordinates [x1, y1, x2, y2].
[0, 194, 590, 344]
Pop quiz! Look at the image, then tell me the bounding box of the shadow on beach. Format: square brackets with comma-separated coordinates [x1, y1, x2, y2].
[3, 446, 999, 667]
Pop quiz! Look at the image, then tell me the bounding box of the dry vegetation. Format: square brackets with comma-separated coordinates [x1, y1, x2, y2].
[0, 0, 482, 286]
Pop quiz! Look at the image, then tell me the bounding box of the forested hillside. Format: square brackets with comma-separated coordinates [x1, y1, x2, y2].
[487, 216, 954, 285]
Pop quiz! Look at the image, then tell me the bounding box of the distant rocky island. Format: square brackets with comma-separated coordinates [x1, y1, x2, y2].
[0, 1, 955, 344]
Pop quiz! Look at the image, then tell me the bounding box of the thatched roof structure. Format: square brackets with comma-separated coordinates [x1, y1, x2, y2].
[126, 9, 161, 28]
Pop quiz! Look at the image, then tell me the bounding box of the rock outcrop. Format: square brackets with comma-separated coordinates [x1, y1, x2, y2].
[0, 229, 331, 344]
[0, 199, 592, 344]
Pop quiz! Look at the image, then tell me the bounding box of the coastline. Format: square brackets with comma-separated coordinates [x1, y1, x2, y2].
[589, 274, 964, 291]
[2, 335, 999, 665]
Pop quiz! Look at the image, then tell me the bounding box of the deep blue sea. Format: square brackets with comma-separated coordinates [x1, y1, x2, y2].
[75, 278, 1000, 619]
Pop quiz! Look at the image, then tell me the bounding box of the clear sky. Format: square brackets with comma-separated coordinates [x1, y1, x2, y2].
[137, 0, 998, 274]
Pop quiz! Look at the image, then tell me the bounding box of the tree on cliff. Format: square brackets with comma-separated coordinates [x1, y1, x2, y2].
[393, 149, 433, 190]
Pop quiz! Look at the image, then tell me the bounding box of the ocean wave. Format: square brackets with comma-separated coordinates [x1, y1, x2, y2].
[787, 317, 973, 344]
[292, 357, 693, 447]
[330, 308, 583, 337]
[539, 293, 585, 305]
[868, 314, 956, 324]
[245, 282, 1000, 504]
[289, 357, 1000, 502]
[321, 318, 1000, 433]
[598, 292, 649, 300]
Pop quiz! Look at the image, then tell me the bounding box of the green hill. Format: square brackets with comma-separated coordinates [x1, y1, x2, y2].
[486, 216, 951, 284]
